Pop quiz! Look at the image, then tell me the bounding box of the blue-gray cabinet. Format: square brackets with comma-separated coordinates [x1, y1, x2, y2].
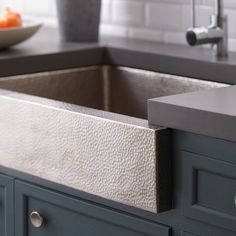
[174, 131, 236, 235]
[0, 174, 14, 236]
[182, 232, 198, 236]
[15, 180, 170, 236]
[182, 151, 236, 232]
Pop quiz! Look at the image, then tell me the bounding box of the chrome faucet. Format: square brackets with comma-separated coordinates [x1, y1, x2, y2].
[186, 0, 228, 57]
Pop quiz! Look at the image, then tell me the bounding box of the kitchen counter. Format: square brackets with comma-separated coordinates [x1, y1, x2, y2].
[149, 86, 236, 142]
[2, 26, 236, 142]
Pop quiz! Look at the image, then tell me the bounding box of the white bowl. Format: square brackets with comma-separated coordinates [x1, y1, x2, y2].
[0, 21, 42, 49]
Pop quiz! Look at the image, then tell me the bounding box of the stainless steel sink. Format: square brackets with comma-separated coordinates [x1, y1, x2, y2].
[0, 66, 228, 213]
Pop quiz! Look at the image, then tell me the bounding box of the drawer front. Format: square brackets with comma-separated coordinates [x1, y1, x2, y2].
[0, 174, 13, 236]
[15, 181, 170, 236]
[183, 151, 236, 231]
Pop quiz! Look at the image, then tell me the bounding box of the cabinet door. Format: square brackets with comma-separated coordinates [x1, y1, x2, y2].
[0, 174, 14, 236]
[15, 180, 170, 236]
[182, 151, 236, 232]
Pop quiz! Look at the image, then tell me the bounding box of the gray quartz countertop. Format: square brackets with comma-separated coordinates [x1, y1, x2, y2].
[2, 26, 236, 142]
[148, 86, 236, 142]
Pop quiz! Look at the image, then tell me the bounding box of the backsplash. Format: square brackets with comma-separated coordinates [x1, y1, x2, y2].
[2, 0, 236, 51]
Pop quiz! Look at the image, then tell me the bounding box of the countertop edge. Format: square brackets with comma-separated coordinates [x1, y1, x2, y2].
[148, 98, 236, 142]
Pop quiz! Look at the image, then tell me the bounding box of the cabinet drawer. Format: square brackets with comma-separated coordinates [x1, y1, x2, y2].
[0, 174, 13, 236]
[15, 181, 170, 236]
[183, 151, 236, 231]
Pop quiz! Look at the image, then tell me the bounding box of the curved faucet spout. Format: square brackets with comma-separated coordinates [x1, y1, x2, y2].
[186, 0, 228, 58]
[186, 26, 224, 46]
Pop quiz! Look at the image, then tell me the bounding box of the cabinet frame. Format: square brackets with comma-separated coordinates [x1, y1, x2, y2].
[0, 173, 14, 236]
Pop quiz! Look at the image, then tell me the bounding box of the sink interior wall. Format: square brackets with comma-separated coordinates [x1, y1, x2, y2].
[0, 67, 105, 111]
[0, 66, 228, 119]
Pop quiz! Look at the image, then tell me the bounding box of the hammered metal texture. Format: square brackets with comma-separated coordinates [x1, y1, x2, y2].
[0, 67, 104, 110]
[106, 67, 228, 119]
[0, 66, 228, 213]
[0, 95, 159, 212]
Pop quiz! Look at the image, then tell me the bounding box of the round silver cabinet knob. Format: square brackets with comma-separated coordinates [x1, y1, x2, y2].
[30, 211, 44, 228]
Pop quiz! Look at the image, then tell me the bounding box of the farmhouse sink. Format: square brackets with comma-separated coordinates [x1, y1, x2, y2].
[0, 66, 227, 213]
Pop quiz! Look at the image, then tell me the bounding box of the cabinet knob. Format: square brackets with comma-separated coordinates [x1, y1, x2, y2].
[30, 211, 44, 228]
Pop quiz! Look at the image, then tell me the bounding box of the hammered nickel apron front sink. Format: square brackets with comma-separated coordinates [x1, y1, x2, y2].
[0, 66, 227, 213]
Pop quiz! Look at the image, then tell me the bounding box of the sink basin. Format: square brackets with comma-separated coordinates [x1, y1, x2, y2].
[0, 66, 227, 213]
[0, 66, 228, 119]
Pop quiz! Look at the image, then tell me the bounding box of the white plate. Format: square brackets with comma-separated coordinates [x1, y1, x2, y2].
[0, 20, 42, 49]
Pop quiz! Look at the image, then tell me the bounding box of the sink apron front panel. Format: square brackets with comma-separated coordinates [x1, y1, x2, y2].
[0, 94, 164, 213]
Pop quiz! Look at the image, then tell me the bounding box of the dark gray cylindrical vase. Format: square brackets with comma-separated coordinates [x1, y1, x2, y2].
[56, 0, 101, 42]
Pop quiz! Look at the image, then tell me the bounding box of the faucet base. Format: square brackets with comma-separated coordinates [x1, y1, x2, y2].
[216, 15, 228, 57]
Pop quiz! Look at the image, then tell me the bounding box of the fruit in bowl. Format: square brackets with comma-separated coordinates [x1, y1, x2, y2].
[0, 8, 42, 49]
[0, 8, 22, 29]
